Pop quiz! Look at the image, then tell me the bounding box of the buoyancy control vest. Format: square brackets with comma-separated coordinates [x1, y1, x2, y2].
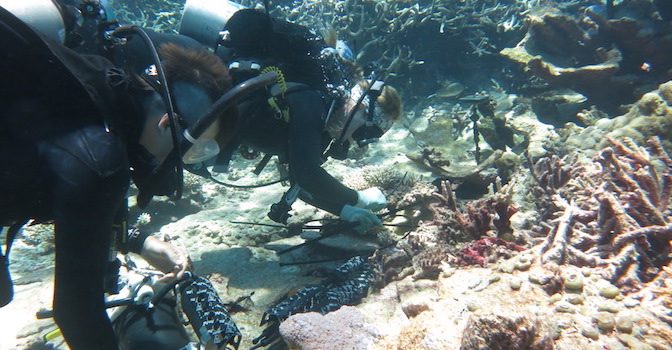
[222, 9, 349, 100]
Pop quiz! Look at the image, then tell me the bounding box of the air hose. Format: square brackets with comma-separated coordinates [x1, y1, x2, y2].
[111, 25, 184, 200]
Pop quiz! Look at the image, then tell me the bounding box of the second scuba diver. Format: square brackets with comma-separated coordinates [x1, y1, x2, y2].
[205, 7, 403, 232]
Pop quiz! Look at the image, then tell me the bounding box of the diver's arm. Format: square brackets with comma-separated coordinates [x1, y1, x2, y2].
[47, 128, 129, 350]
[286, 90, 358, 214]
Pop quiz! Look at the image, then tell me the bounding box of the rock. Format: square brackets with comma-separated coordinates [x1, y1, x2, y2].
[623, 298, 640, 308]
[528, 268, 552, 286]
[460, 310, 553, 350]
[531, 90, 589, 126]
[615, 314, 634, 334]
[308, 232, 382, 253]
[566, 294, 585, 305]
[593, 312, 615, 332]
[498, 260, 516, 274]
[554, 301, 575, 314]
[401, 300, 430, 318]
[514, 255, 532, 271]
[467, 302, 481, 312]
[599, 284, 620, 299]
[563, 272, 584, 292]
[509, 277, 522, 291]
[581, 323, 600, 340]
[279, 306, 378, 350]
[597, 301, 621, 313]
[616, 334, 651, 350]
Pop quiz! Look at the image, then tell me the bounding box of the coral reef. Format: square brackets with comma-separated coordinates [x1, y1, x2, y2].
[109, 0, 182, 32]
[501, 4, 672, 113]
[564, 80, 672, 153]
[258, 0, 542, 98]
[532, 136, 671, 291]
[369, 178, 522, 285]
[341, 164, 416, 203]
[428, 180, 518, 240]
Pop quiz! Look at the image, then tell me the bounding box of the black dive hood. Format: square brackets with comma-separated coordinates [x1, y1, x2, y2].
[180, 71, 278, 156]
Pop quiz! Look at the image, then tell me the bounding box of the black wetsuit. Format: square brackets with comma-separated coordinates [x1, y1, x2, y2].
[236, 89, 358, 214]
[0, 7, 165, 349]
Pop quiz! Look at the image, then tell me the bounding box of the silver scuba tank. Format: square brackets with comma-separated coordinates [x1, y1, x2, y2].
[178, 0, 246, 49]
[0, 0, 66, 43]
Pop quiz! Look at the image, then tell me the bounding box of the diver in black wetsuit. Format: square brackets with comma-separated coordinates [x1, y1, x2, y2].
[216, 9, 403, 231]
[0, 2, 235, 348]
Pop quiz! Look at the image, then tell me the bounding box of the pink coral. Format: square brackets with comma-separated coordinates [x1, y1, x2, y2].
[456, 237, 525, 267]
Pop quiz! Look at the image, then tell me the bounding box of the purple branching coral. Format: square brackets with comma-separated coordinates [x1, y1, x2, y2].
[535, 136, 672, 290]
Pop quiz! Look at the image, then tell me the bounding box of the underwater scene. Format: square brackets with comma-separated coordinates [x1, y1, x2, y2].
[1, 0, 671, 349]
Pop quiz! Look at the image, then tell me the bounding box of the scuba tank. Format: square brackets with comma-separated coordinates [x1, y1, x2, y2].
[0, 0, 67, 43]
[179, 0, 245, 50]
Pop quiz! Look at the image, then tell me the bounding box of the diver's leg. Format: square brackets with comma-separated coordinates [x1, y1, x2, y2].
[48, 143, 127, 349]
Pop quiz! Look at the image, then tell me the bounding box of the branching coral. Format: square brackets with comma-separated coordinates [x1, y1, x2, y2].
[429, 180, 518, 240]
[534, 136, 672, 290]
[266, 0, 533, 92]
[110, 0, 182, 33]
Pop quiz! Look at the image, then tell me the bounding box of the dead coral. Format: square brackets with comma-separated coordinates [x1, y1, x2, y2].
[535, 136, 672, 290]
[530, 154, 572, 195]
[460, 310, 554, 350]
[370, 246, 414, 289]
[412, 244, 453, 279]
[430, 180, 518, 240]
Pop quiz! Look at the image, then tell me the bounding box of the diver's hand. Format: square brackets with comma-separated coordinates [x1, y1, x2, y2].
[339, 204, 382, 234]
[140, 236, 192, 283]
[355, 187, 387, 212]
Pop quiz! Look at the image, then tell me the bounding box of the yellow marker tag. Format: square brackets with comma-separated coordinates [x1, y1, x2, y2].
[43, 328, 62, 342]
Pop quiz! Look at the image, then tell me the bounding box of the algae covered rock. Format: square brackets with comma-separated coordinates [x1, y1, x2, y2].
[460, 310, 554, 350]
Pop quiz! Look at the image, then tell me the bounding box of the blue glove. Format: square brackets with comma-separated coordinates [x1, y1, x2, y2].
[340, 204, 382, 234]
[355, 187, 387, 212]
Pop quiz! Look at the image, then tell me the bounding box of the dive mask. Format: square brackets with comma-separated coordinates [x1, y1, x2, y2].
[171, 81, 222, 164]
[352, 104, 393, 146]
[182, 136, 220, 164]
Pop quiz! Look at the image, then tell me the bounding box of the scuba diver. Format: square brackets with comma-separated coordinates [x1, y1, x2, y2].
[0, 1, 257, 348]
[179, 3, 403, 231]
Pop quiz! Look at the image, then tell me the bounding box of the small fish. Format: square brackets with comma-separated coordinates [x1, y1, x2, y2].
[640, 62, 652, 72]
[336, 40, 354, 62]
